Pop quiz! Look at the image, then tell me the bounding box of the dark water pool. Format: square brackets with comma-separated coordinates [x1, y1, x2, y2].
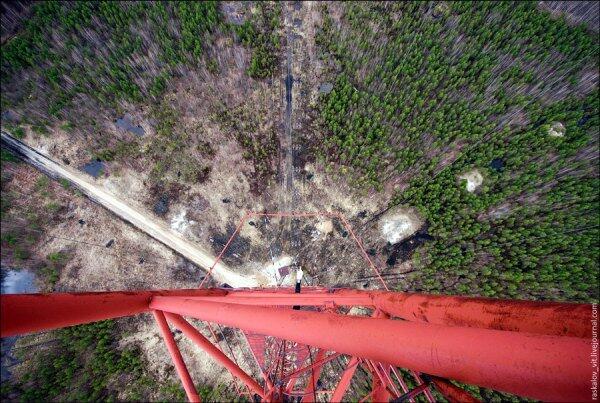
[115, 116, 145, 137]
[81, 159, 106, 178]
[1, 268, 38, 380]
[385, 230, 434, 266]
[490, 158, 505, 172]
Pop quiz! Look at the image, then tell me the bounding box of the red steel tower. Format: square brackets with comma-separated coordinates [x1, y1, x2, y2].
[0, 212, 593, 402]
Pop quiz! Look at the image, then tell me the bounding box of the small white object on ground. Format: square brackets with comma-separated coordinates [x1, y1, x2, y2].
[170, 210, 194, 234]
[458, 169, 484, 193]
[548, 122, 566, 137]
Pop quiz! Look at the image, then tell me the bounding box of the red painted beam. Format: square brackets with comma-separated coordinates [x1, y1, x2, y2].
[411, 371, 435, 403]
[198, 289, 591, 338]
[149, 296, 590, 401]
[391, 368, 412, 400]
[377, 363, 401, 398]
[303, 349, 327, 402]
[430, 376, 480, 403]
[242, 332, 274, 392]
[0, 289, 226, 337]
[283, 352, 341, 386]
[371, 311, 400, 399]
[185, 293, 373, 307]
[365, 360, 392, 402]
[153, 311, 200, 402]
[370, 291, 592, 338]
[163, 312, 266, 399]
[396, 382, 432, 401]
[331, 357, 360, 402]
[3, 288, 591, 339]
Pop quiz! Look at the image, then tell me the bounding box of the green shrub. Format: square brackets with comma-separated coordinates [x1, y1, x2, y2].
[59, 178, 70, 189]
[12, 127, 25, 139]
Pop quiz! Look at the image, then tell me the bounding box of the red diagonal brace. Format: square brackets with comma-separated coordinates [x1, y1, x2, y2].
[153, 310, 200, 402]
[431, 376, 480, 402]
[364, 359, 392, 402]
[303, 348, 327, 402]
[331, 356, 360, 402]
[282, 353, 340, 392]
[149, 296, 589, 401]
[163, 312, 266, 399]
[412, 371, 435, 402]
[378, 363, 401, 398]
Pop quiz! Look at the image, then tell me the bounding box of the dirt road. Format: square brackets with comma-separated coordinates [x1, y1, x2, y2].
[281, 2, 302, 258]
[1, 131, 259, 288]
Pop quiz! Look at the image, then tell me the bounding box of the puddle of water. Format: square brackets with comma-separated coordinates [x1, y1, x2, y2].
[1, 268, 37, 294]
[1, 110, 17, 122]
[533, 118, 547, 129]
[154, 194, 169, 216]
[319, 82, 333, 94]
[80, 159, 106, 178]
[286, 74, 293, 104]
[490, 158, 505, 172]
[385, 230, 434, 266]
[1, 268, 38, 381]
[115, 115, 145, 137]
[577, 115, 591, 127]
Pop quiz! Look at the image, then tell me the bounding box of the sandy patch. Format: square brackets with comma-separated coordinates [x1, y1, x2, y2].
[548, 121, 566, 137]
[315, 219, 333, 238]
[100, 168, 147, 205]
[458, 169, 484, 193]
[378, 206, 424, 244]
[170, 209, 195, 235]
[260, 255, 294, 285]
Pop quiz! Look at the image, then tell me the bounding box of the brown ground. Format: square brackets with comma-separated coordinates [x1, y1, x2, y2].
[0, 1, 417, 398]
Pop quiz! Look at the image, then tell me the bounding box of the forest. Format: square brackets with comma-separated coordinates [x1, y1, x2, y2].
[1, 1, 281, 192]
[2, 1, 218, 108]
[1, 2, 279, 400]
[1, 1, 598, 402]
[0, 318, 228, 401]
[314, 1, 598, 302]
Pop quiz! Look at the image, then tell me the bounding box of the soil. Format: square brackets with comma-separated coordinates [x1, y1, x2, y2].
[0, 2, 423, 395]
